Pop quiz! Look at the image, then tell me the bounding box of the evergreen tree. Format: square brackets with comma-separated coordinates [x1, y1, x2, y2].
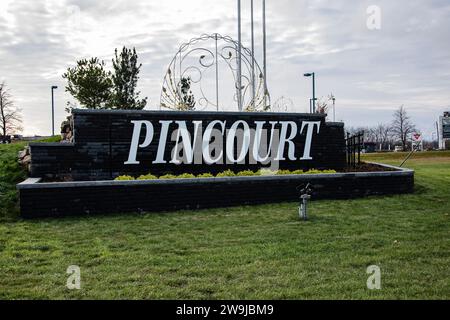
[111, 47, 147, 110]
[62, 58, 113, 109]
[178, 77, 195, 110]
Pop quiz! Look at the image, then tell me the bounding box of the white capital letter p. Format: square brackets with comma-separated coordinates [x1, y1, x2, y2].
[124, 120, 154, 165]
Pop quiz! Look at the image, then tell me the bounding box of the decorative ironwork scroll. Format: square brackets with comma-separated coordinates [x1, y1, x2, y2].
[272, 96, 294, 112]
[160, 33, 270, 112]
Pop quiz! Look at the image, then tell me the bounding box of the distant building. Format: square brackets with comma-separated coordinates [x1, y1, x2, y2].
[12, 134, 23, 140]
[362, 142, 377, 153]
[438, 112, 450, 150]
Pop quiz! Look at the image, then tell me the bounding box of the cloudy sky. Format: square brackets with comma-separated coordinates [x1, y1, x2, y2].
[0, 0, 449, 139]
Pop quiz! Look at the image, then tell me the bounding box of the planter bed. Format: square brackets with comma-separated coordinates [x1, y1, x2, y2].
[17, 162, 414, 218]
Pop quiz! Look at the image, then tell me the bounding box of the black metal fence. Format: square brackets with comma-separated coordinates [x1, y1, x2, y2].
[0, 135, 12, 144]
[346, 131, 364, 168]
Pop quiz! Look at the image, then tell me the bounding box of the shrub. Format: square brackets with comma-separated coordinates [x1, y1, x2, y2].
[115, 175, 134, 181]
[137, 174, 157, 180]
[177, 173, 196, 179]
[275, 170, 292, 175]
[256, 168, 276, 176]
[0, 142, 27, 220]
[216, 169, 236, 177]
[113, 168, 337, 181]
[236, 170, 258, 176]
[197, 173, 214, 178]
[159, 174, 177, 179]
[305, 169, 336, 174]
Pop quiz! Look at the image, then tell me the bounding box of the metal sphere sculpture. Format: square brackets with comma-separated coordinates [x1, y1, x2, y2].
[272, 96, 294, 112]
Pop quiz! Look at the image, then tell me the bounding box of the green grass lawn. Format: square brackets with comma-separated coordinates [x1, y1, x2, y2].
[0, 143, 449, 299]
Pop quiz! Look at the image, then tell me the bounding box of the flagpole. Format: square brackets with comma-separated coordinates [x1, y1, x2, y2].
[237, 0, 242, 111]
[251, 0, 255, 109]
[262, 0, 267, 108]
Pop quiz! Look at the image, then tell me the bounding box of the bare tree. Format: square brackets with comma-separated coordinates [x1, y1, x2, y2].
[315, 96, 328, 114]
[0, 82, 23, 138]
[371, 123, 392, 150]
[391, 105, 416, 149]
[346, 126, 371, 142]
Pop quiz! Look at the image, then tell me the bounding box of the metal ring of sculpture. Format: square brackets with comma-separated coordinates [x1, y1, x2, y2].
[272, 96, 294, 112]
[160, 33, 270, 112]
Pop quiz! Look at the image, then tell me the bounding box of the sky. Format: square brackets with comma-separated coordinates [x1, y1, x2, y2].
[0, 0, 449, 140]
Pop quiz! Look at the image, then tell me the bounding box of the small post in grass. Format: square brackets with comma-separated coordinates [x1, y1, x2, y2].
[298, 183, 314, 221]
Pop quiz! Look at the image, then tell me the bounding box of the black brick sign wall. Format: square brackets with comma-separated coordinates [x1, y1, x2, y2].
[18, 170, 414, 218]
[30, 109, 346, 181]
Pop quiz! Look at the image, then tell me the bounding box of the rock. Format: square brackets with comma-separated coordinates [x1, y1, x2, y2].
[60, 115, 74, 143]
[22, 154, 31, 164]
[18, 147, 29, 160]
[18, 146, 31, 172]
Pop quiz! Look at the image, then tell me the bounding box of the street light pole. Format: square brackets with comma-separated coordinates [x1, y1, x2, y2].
[312, 72, 315, 112]
[332, 96, 336, 122]
[51, 86, 58, 136]
[303, 72, 316, 113]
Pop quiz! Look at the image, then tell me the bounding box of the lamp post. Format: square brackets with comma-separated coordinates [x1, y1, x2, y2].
[332, 96, 336, 122]
[304, 72, 315, 113]
[51, 86, 58, 136]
